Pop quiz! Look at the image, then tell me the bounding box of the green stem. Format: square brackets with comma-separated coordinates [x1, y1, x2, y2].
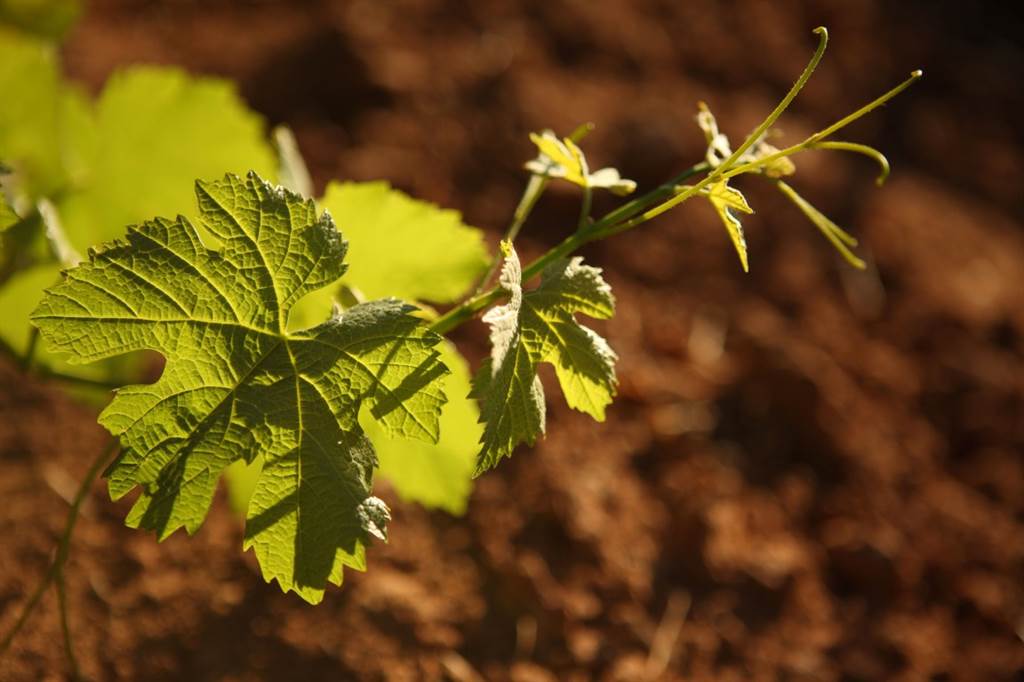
[429, 162, 709, 336]
[55, 561, 78, 680]
[806, 70, 922, 143]
[577, 185, 593, 231]
[429, 287, 504, 336]
[720, 70, 923, 181]
[432, 33, 919, 338]
[590, 163, 709, 229]
[29, 365, 121, 391]
[473, 174, 549, 294]
[0, 334, 121, 390]
[0, 440, 118, 669]
[20, 327, 39, 370]
[474, 121, 600, 295]
[810, 141, 890, 185]
[718, 27, 830, 172]
[618, 26, 830, 228]
[508, 178, 548, 245]
[521, 233, 586, 282]
[774, 179, 865, 268]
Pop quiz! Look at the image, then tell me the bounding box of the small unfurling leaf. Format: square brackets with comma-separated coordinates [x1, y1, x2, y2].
[696, 102, 795, 178]
[525, 130, 636, 195]
[473, 243, 617, 473]
[684, 180, 753, 272]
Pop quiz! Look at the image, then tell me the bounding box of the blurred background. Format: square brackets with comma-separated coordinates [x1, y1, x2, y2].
[2, 0, 1023, 680]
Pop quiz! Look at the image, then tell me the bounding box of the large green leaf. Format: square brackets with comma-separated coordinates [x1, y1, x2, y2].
[318, 181, 488, 303]
[32, 172, 449, 603]
[1, 63, 275, 387]
[474, 243, 617, 473]
[282, 181, 486, 513]
[369, 341, 478, 513]
[57, 67, 276, 252]
[0, 261, 58, 351]
[226, 341, 480, 517]
[0, 29, 78, 199]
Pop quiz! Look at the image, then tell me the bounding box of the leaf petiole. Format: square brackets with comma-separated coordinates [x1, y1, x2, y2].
[775, 179, 865, 268]
[434, 32, 920, 335]
[619, 26, 830, 227]
[473, 123, 595, 294]
[473, 173, 549, 294]
[577, 185, 593, 231]
[589, 162, 710, 229]
[807, 70, 923, 143]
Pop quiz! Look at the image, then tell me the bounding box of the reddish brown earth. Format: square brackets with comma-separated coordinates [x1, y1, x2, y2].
[3, 1, 1024, 680]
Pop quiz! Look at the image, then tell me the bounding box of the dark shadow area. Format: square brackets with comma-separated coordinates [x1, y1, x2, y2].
[242, 27, 393, 131]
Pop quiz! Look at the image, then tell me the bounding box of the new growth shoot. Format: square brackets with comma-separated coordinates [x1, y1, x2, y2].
[0, 24, 923, 641]
[436, 27, 922, 336]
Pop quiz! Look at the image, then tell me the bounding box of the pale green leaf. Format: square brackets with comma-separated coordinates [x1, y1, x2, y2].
[472, 244, 546, 473]
[586, 167, 638, 196]
[0, 30, 74, 199]
[369, 341, 479, 513]
[707, 180, 753, 272]
[57, 66, 276, 251]
[54, 85, 95, 186]
[527, 131, 589, 185]
[0, 201, 149, 396]
[473, 243, 617, 474]
[0, 62, 273, 388]
[696, 102, 733, 168]
[0, 261, 58, 353]
[696, 101, 795, 178]
[316, 181, 488, 304]
[526, 130, 635, 195]
[759, 150, 796, 178]
[224, 455, 263, 517]
[0, 261, 129, 394]
[282, 180, 485, 514]
[31, 172, 449, 603]
[0, 205, 120, 398]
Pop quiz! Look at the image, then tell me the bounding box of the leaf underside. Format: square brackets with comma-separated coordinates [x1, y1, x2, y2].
[707, 180, 752, 272]
[318, 180, 489, 304]
[473, 245, 617, 474]
[284, 180, 487, 514]
[31, 171, 449, 603]
[0, 54, 276, 387]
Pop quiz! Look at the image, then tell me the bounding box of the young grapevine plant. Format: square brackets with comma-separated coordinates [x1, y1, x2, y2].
[0, 22, 920, 672]
[32, 172, 449, 602]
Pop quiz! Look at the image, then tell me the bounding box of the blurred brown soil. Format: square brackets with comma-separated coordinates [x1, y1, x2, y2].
[3, 0, 1024, 680]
